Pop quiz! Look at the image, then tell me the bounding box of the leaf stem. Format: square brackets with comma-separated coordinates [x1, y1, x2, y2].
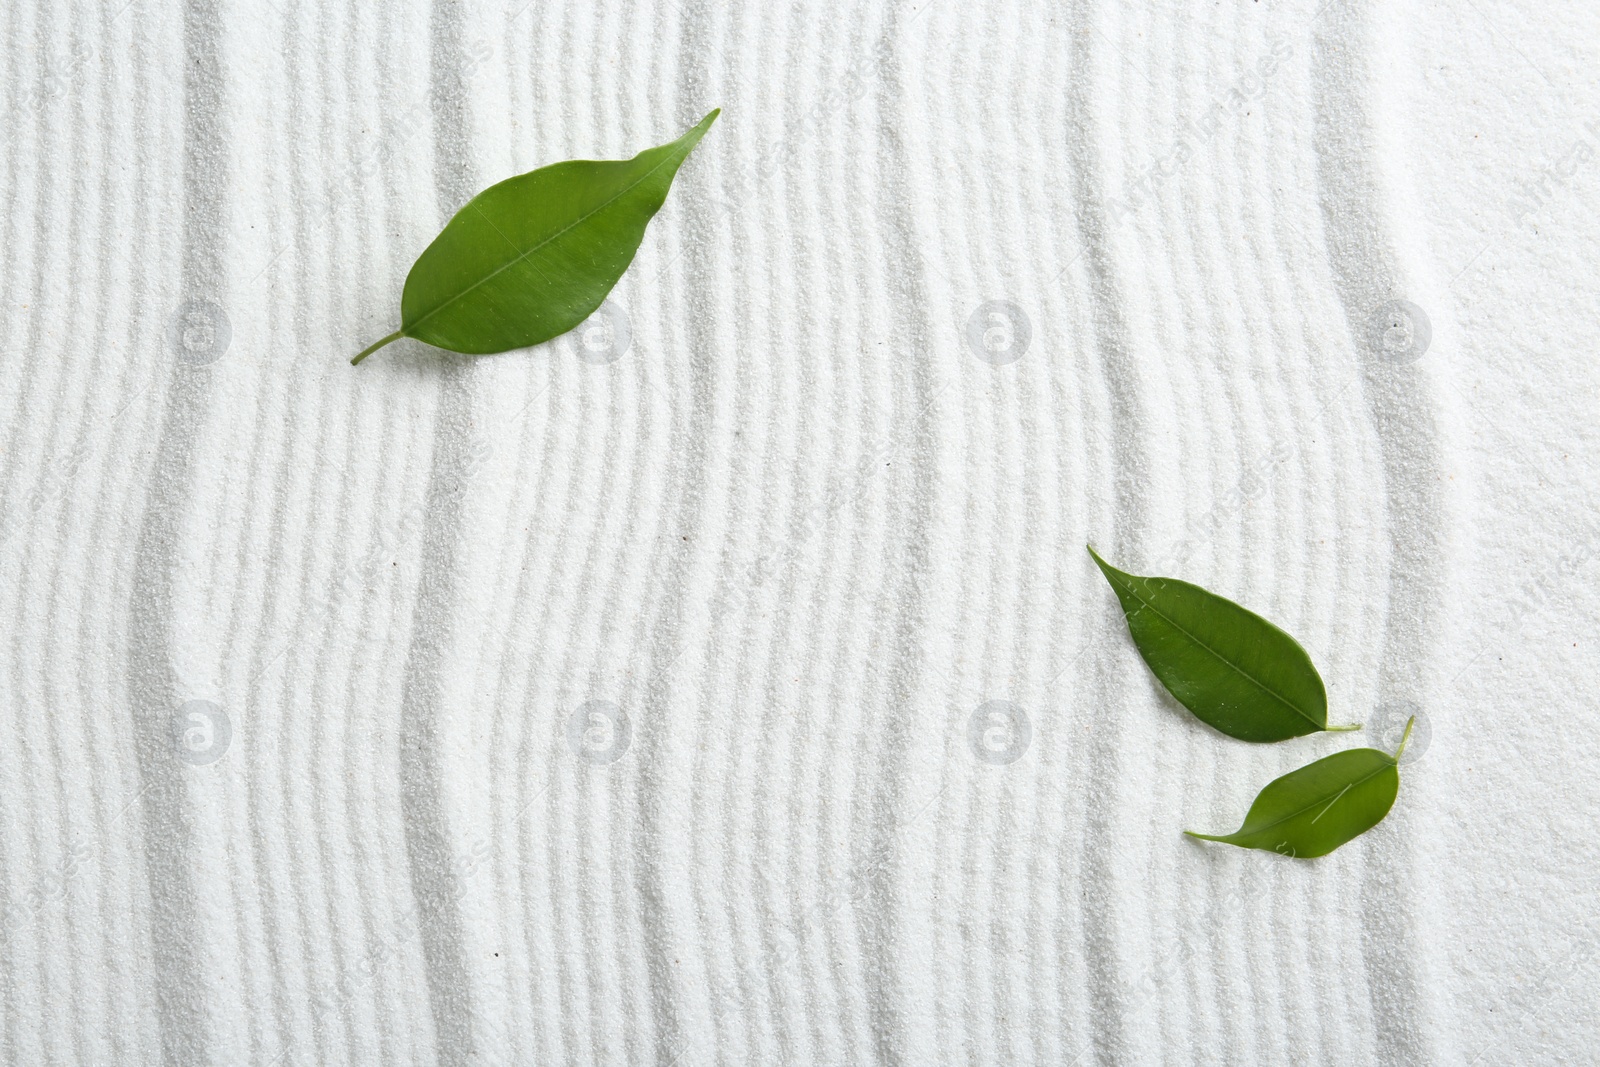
[1325, 722, 1362, 732]
[1393, 716, 1416, 761]
[351, 330, 403, 365]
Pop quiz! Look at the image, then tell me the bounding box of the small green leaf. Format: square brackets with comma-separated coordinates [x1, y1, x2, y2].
[1185, 719, 1413, 858]
[1086, 545, 1357, 742]
[353, 109, 720, 364]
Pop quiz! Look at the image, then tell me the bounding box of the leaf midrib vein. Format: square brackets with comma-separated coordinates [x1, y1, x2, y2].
[1108, 571, 1321, 730]
[406, 141, 693, 334]
[1235, 761, 1394, 837]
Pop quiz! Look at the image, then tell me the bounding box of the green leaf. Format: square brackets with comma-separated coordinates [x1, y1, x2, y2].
[1086, 545, 1357, 743]
[352, 109, 720, 364]
[1185, 719, 1413, 858]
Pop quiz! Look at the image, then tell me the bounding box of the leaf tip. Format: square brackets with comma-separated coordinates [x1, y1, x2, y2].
[1085, 544, 1121, 581]
[686, 108, 721, 138]
[1325, 722, 1362, 732]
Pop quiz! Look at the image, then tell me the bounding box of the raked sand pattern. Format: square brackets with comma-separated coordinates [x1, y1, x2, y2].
[3, 0, 1599, 1063]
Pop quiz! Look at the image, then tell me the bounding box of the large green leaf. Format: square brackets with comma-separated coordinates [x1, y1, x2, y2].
[1087, 545, 1356, 742]
[353, 110, 719, 363]
[1185, 720, 1412, 858]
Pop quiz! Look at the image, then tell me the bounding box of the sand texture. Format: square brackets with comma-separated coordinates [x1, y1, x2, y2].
[2, 0, 1597, 1063]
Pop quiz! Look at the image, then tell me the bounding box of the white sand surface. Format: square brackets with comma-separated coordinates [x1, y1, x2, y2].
[2, 0, 1597, 1063]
